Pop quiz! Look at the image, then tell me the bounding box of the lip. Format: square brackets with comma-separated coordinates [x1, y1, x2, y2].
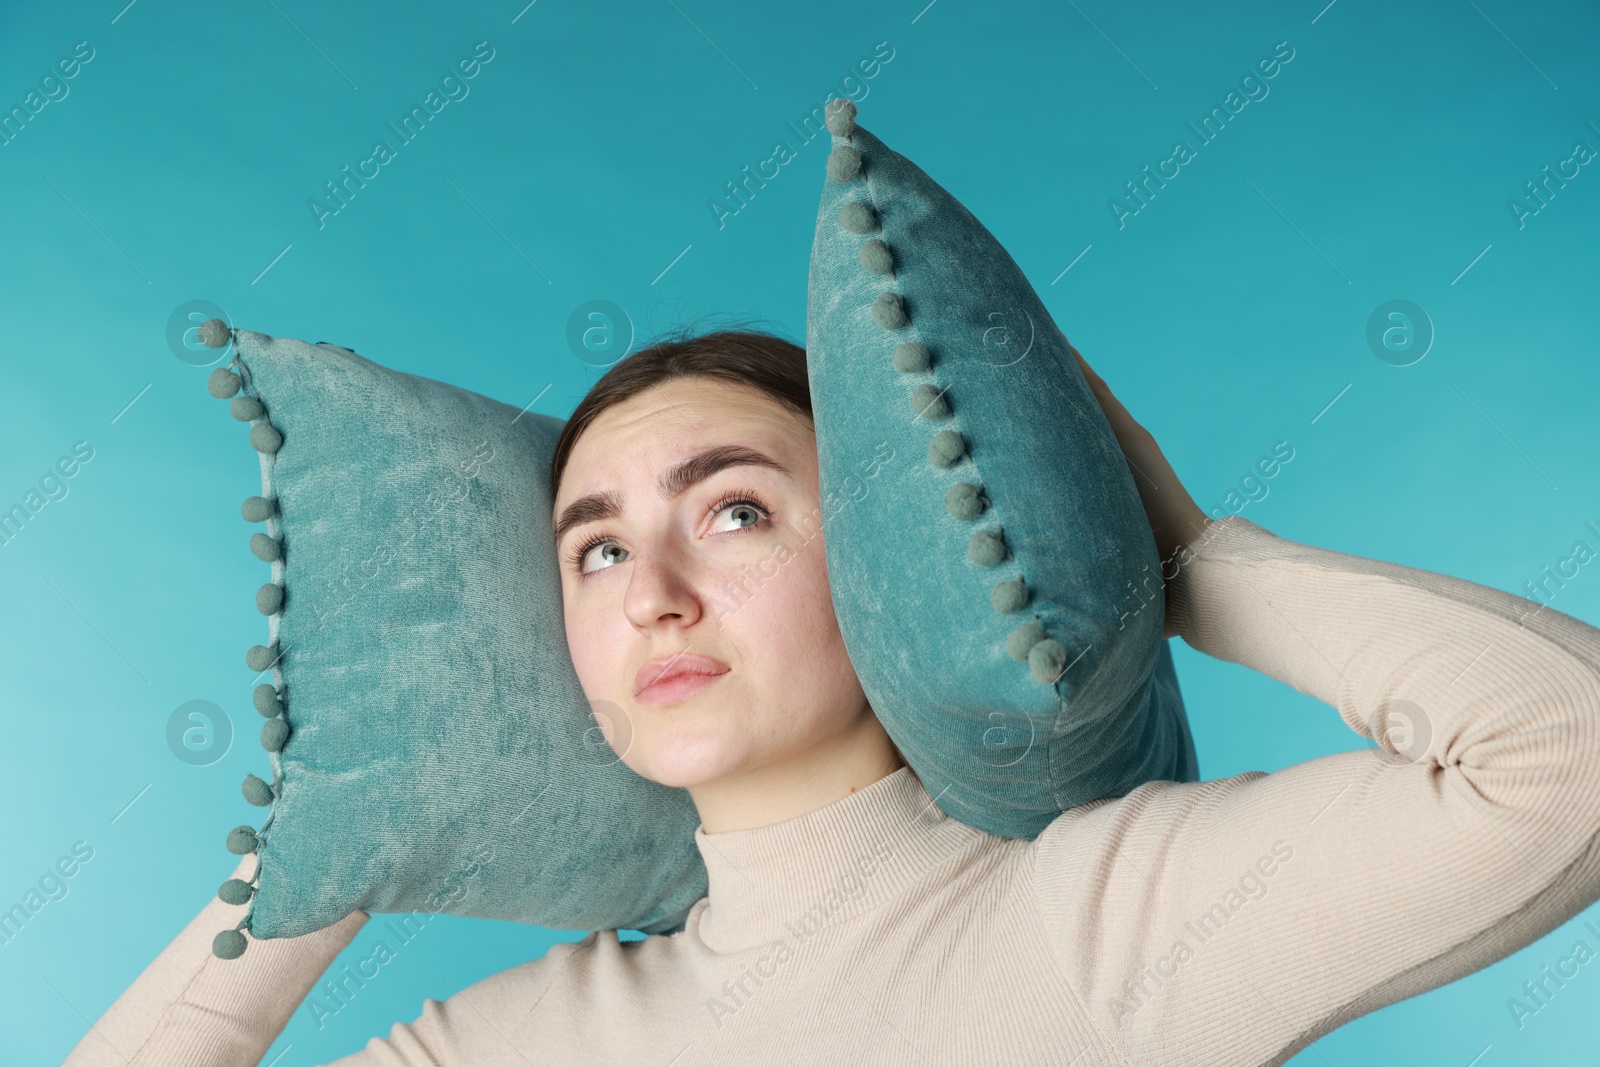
[635, 670, 729, 707]
[634, 652, 731, 703]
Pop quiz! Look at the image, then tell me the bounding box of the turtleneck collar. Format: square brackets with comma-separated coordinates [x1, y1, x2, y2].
[690, 766, 985, 955]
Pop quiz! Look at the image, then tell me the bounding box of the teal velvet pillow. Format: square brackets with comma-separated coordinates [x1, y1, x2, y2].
[195, 324, 707, 959]
[806, 99, 1199, 838]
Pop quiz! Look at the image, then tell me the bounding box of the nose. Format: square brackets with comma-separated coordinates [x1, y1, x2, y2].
[622, 543, 707, 632]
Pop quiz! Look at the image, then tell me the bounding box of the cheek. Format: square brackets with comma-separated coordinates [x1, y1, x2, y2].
[733, 534, 851, 676]
[563, 606, 610, 697]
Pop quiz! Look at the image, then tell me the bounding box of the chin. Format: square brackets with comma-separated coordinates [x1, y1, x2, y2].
[626, 732, 754, 790]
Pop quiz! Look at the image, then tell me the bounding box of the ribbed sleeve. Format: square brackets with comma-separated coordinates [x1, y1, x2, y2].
[1033, 515, 1600, 1065]
[60, 855, 368, 1067]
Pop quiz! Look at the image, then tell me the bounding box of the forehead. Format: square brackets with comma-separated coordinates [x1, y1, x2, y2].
[562, 381, 805, 485]
[553, 382, 814, 541]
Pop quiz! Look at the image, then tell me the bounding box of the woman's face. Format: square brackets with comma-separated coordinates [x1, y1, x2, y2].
[553, 377, 872, 790]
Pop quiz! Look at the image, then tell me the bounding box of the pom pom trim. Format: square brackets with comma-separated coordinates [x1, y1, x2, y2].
[825, 104, 1074, 692]
[203, 338, 295, 959]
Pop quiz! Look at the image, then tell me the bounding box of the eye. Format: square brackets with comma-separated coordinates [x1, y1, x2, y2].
[708, 493, 770, 535]
[568, 532, 625, 577]
[566, 490, 773, 579]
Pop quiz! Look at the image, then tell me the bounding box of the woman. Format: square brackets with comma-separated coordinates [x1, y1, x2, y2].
[63, 328, 1600, 1066]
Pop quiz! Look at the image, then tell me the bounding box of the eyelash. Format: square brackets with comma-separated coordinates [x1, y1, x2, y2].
[566, 489, 774, 579]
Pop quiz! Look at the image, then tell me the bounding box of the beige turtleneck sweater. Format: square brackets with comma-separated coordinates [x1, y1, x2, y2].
[61, 515, 1600, 1065]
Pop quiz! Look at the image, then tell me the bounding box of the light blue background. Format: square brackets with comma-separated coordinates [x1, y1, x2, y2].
[3, 0, 1598, 1063]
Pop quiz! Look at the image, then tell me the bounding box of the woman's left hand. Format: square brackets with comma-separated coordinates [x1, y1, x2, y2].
[1070, 345, 1209, 639]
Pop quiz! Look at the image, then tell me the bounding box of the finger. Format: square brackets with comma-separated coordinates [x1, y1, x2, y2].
[1073, 351, 1112, 398]
[1070, 351, 1148, 439]
[1074, 352, 1107, 397]
[1080, 360, 1128, 416]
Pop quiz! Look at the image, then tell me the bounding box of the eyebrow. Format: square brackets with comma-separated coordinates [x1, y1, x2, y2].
[553, 444, 792, 547]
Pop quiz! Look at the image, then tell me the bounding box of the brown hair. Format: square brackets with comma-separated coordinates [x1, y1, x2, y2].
[549, 321, 812, 501]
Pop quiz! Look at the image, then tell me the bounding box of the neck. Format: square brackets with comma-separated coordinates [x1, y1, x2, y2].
[690, 763, 978, 955]
[691, 712, 907, 834]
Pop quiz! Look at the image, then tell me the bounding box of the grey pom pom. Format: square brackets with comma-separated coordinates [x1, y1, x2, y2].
[225, 825, 259, 855]
[252, 684, 283, 718]
[893, 342, 930, 373]
[242, 773, 274, 806]
[910, 384, 950, 420]
[198, 319, 232, 349]
[212, 929, 247, 960]
[218, 878, 254, 906]
[968, 527, 1007, 566]
[1028, 638, 1068, 685]
[261, 717, 290, 753]
[945, 482, 985, 520]
[241, 496, 275, 522]
[838, 202, 878, 234]
[827, 145, 862, 182]
[1007, 620, 1046, 661]
[256, 583, 284, 615]
[928, 429, 966, 467]
[207, 368, 242, 399]
[991, 576, 1030, 613]
[246, 643, 279, 672]
[825, 97, 857, 136]
[249, 423, 283, 454]
[859, 239, 893, 275]
[249, 533, 282, 562]
[231, 396, 264, 422]
[871, 292, 908, 330]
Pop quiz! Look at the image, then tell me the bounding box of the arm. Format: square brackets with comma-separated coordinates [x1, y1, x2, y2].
[61, 855, 368, 1067]
[314, 935, 580, 1066]
[1033, 514, 1600, 1064]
